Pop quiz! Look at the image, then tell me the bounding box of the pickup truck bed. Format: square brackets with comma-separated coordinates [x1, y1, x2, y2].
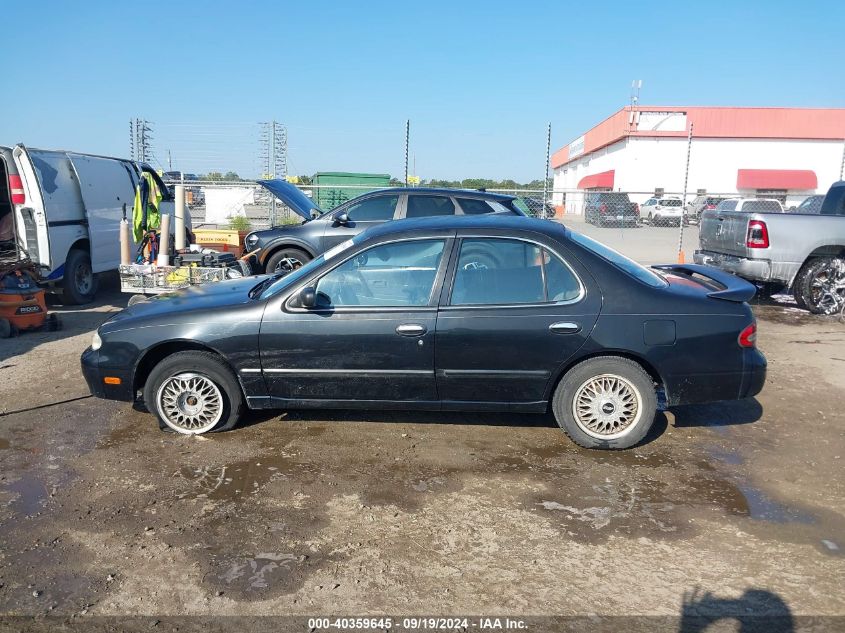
[694, 182, 845, 314]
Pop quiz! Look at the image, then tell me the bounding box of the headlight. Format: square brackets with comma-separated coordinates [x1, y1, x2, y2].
[91, 331, 102, 351]
[244, 233, 259, 249]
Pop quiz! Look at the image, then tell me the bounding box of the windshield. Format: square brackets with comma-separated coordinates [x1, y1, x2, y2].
[569, 232, 668, 288]
[256, 238, 357, 299]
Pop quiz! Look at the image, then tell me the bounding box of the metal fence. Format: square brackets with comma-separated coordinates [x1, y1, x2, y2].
[169, 179, 822, 232]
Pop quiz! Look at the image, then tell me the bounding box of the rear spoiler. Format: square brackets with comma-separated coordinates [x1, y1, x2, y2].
[652, 263, 756, 303]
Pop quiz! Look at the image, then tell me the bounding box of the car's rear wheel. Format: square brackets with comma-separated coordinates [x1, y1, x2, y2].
[552, 356, 657, 449]
[793, 257, 845, 315]
[144, 351, 244, 434]
[265, 247, 311, 274]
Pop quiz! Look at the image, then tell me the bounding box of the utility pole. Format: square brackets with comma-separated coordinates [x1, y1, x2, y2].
[840, 139, 845, 181]
[167, 150, 172, 171]
[542, 122, 551, 216]
[260, 120, 289, 226]
[130, 118, 153, 163]
[404, 119, 410, 186]
[677, 122, 694, 264]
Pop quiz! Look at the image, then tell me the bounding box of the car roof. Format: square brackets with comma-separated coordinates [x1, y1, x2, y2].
[361, 214, 567, 242]
[364, 187, 518, 201]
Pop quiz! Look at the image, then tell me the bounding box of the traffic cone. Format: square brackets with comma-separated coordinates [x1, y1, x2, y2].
[678, 250, 686, 264]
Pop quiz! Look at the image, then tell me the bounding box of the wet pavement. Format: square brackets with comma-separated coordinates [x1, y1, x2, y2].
[0, 295, 844, 622]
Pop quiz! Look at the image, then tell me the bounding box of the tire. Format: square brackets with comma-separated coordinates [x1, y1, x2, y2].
[551, 356, 657, 450]
[62, 249, 98, 305]
[143, 351, 244, 435]
[265, 247, 311, 274]
[654, 214, 662, 226]
[793, 257, 845, 315]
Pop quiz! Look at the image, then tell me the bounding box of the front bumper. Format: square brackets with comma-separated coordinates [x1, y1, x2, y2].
[80, 347, 135, 402]
[694, 250, 772, 283]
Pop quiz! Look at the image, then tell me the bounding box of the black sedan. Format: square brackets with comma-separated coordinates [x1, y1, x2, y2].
[243, 180, 526, 273]
[81, 215, 766, 449]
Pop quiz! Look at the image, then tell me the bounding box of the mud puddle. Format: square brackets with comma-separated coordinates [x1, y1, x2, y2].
[177, 454, 308, 501]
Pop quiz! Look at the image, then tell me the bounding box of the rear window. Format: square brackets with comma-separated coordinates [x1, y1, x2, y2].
[456, 198, 495, 215]
[716, 200, 738, 212]
[568, 232, 668, 288]
[741, 200, 782, 213]
[662, 199, 682, 207]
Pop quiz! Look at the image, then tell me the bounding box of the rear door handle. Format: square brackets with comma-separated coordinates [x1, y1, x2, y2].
[396, 323, 427, 337]
[549, 321, 581, 334]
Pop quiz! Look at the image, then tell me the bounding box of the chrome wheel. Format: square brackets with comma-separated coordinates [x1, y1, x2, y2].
[156, 372, 223, 434]
[809, 260, 845, 315]
[572, 373, 642, 440]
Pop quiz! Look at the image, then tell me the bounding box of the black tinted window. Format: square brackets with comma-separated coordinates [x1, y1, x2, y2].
[456, 198, 494, 215]
[742, 200, 782, 212]
[345, 195, 398, 221]
[406, 195, 455, 218]
[451, 239, 580, 305]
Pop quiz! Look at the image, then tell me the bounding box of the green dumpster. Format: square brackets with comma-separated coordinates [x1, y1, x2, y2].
[313, 172, 392, 210]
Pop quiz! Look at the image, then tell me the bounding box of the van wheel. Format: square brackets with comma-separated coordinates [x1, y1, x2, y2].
[265, 248, 311, 274]
[63, 249, 98, 304]
[144, 351, 243, 435]
[552, 356, 657, 450]
[793, 257, 845, 315]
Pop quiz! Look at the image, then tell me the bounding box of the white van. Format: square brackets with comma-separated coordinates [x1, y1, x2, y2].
[0, 144, 188, 303]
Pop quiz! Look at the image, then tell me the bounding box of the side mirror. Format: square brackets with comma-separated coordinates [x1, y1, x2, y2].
[334, 212, 350, 225]
[299, 286, 317, 309]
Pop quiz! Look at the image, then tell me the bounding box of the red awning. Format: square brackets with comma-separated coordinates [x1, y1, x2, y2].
[578, 170, 615, 190]
[736, 169, 817, 190]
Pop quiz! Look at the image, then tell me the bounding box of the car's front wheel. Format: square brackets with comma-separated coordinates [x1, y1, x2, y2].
[144, 351, 244, 434]
[552, 356, 657, 449]
[265, 247, 311, 274]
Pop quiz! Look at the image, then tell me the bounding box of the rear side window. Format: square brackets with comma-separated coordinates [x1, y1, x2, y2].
[406, 195, 455, 218]
[742, 200, 781, 213]
[345, 195, 399, 221]
[569, 232, 668, 288]
[450, 238, 581, 305]
[456, 198, 495, 215]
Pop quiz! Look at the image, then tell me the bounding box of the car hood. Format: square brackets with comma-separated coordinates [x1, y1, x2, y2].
[257, 179, 324, 221]
[104, 276, 268, 327]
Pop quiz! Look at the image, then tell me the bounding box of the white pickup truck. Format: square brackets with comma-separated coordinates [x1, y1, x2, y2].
[0, 145, 186, 303]
[694, 182, 845, 314]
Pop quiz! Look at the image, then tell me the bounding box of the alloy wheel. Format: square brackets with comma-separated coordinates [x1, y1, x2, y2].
[156, 372, 224, 434]
[571, 373, 642, 439]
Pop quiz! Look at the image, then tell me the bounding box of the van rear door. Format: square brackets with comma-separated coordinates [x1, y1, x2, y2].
[67, 153, 137, 273]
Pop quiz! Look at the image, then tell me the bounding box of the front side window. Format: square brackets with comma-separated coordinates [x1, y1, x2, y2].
[406, 195, 456, 218]
[314, 239, 445, 307]
[344, 195, 399, 221]
[450, 238, 581, 305]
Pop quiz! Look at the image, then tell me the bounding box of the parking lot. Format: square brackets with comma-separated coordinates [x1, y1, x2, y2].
[1, 220, 843, 627]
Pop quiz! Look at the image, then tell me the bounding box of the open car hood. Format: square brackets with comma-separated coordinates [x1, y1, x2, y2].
[257, 179, 324, 221]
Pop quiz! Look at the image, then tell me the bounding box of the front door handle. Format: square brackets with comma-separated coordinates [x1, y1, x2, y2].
[549, 321, 581, 334]
[396, 323, 427, 337]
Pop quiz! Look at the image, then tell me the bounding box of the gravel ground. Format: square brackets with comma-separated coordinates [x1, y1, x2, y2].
[0, 223, 843, 631]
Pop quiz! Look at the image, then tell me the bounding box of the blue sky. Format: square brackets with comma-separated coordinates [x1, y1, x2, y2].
[2, 0, 843, 181]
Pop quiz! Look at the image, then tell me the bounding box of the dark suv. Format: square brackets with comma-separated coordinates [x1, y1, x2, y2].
[245, 181, 527, 272]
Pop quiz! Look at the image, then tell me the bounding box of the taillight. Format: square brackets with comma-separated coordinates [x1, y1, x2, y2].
[705, 203, 715, 210]
[738, 322, 757, 348]
[599, 203, 608, 213]
[9, 174, 25, 205]
[746, 220, 769, 248]
[635, 203, 640, 215]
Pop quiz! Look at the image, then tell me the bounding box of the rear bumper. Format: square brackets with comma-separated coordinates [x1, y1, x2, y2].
[666, 348, 767, 406]
[80, 347, 135, 402]
[694, 250, 772, 283]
